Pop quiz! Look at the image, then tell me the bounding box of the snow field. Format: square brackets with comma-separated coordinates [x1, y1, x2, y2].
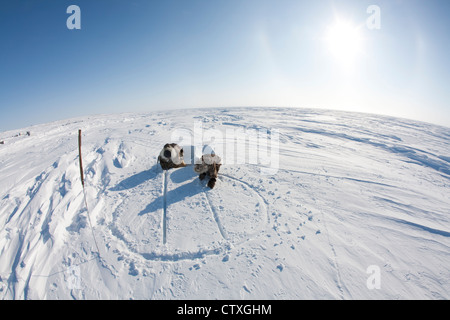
[0, 108, 449, 299]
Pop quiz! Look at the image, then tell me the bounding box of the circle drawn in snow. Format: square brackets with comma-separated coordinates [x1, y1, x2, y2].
[205, 174, 269, 243]
[107, 168, 269, 261]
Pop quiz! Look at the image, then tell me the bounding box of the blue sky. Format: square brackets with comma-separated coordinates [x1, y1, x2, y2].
[1, 0, 449, 131]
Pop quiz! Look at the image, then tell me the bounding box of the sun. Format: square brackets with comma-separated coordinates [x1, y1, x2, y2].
[325, 19, 364, 67]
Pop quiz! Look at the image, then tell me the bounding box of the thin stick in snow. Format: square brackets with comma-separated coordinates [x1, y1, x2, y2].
[78, 129, 102, 257]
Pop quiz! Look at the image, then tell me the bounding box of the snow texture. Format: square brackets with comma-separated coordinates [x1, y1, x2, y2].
[0, 107, 449, 299]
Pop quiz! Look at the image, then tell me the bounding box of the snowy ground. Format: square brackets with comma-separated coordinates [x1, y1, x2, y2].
[0, 107, 449, 299]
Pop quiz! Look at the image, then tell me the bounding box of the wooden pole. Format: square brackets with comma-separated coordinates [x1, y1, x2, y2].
[77, 129, 101, 257]
[78, 129, 84, 187]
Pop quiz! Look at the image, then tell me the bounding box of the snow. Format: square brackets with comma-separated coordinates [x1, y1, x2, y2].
[0, 107, 449, 299]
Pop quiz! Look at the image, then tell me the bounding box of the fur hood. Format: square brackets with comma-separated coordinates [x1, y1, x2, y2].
[158, 143, 186, 170]
[194, 154, 221, 174]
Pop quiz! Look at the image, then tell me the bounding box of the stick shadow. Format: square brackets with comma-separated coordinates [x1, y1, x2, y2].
[139, 166, 203, 216]
[110, 164, 204, 216]
[110, 163, 160, 191]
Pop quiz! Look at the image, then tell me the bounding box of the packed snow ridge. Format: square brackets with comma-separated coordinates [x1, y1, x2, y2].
[0, 107, 449, 299]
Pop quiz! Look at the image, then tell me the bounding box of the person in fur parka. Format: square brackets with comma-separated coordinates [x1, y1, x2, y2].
[194, 153, 222, 189]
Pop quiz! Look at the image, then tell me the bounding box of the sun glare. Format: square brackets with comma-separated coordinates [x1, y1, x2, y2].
[325, 19, 364, 67]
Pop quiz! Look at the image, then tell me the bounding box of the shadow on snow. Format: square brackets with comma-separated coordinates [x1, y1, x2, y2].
[110, 165, 202, 216]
